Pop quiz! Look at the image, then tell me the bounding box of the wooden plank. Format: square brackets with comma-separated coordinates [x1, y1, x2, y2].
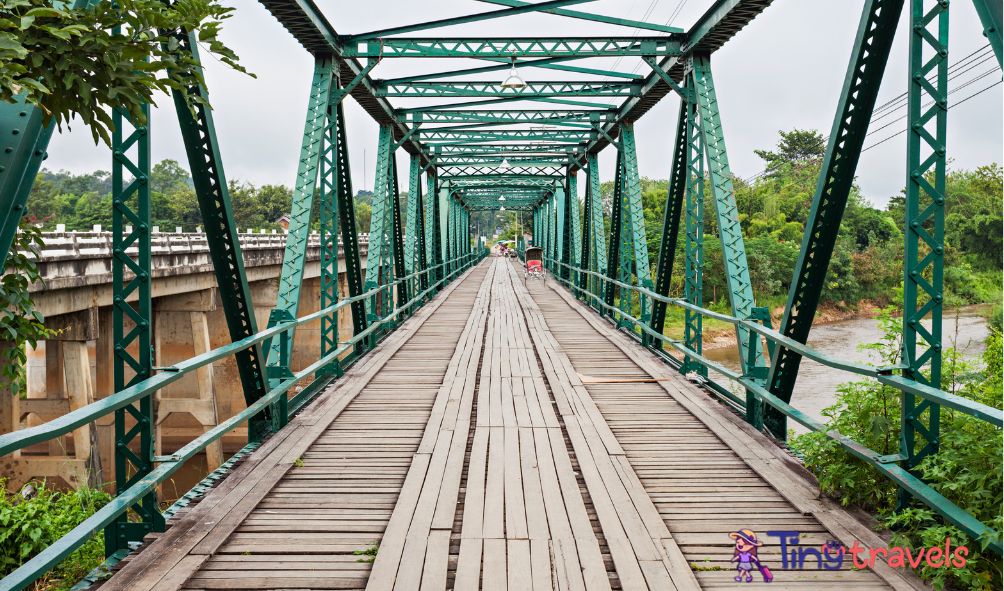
[483, 426, 505, 539]
[530, 538, 552, 591]
[519, 427, 550, 541]
[483, 538, 507, 591]
[418, 530, 450, 591]
[454, 538, 483, 590]
[504, 426, 529, 540]
[508, 539, 533, 590]
[461, 428, 490, 539]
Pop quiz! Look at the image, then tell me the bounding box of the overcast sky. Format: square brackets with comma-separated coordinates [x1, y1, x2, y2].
[45, 0, 1002, 208]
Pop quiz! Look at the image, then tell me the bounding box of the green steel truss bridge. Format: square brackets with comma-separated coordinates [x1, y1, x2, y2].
[0, 0, 1002, 589]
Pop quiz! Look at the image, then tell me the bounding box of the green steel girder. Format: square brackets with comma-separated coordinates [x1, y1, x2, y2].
[398, 95, 612, 113]
[568, 170, 581, 272]
[475, 0, 683, 32]
[323, 84, 368, 359]
[584, 154, 606, 300]
[438, 165, 569, 176]
[428, 144, 585, 155]
[426, 172, 443, 283]
[170, 34, 270, 438]
[419, 129, 597, 141]
[390, 153, 408, 309]
[766, 0, 904, 439]
[440, 167, 565, 178]
[381, 56, 628, 86]
[401, 110, 617, 124]
[265, 57, 335, 373]
[0, 99, 52, 260]
[364, 124, 397, 323]
[971, 0, 1003, 67]
[898, 0, 948, 510]
[445, 177, 560, 187]
[689, 53, 764, 380]
[106, 104, 164, 554]
[376, 81, 641, 98]
[650, 103, 688, 353]
[683, 83, 705, 375]
[342, 37, 682, 58]
[578, 0, 776, 159]
[603, 152, 623, 313]
[346, 0, 597, 42]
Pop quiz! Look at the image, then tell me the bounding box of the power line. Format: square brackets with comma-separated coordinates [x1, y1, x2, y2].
[860, 78, 1003, 153]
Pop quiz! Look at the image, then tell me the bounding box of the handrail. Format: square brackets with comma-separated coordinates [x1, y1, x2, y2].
[542, 256, 1002, 555]
[0, 250, 483, 591]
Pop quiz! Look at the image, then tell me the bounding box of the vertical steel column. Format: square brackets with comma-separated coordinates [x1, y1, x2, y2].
[438, 186, 450, 277]
[406, 155, 423, 292]
[323, 86, 367, 359]
[683, 85, 706, 376]
[586, 154, 607, 304]
[556, 182, 568, 279]
[651, 105, 689, 352]
[0, 102, 52, 259]
[427, 173, 442, 283]
[616, 153, 635, 324]
[620, 122, 653, 325]
[766, 0, 904, 438]
[971, 0, 1003, 67]
[603, 152, 624, 314]
[899, 0, 948, 510]
[390, 154, 407, 312]
[364, 125, 395, 321]
[265, 57, 334, 378]
[579, 170, 592, 297]
[106, 103, 164, 554]
[568, 170, 580, 286]
[169, 34, 269, 440]
[690, 53, 765, 423]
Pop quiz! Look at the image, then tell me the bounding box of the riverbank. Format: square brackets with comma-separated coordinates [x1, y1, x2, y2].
[665, 300, 886, 351]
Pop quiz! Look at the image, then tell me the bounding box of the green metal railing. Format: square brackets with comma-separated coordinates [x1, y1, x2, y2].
[0, 251, 482, 591]
[542, 256, 1003, 555]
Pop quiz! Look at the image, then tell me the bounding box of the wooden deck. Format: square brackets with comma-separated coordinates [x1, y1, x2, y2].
[102, 258, 927, 591]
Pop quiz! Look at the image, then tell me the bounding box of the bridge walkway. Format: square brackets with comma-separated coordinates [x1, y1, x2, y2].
[101, 258, 923, 591]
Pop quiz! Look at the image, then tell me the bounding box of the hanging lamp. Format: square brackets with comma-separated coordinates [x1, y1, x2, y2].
[501, 57, 526, 89]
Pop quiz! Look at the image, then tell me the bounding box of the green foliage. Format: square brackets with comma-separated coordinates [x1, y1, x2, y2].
[1, 217, 52, 395]
[0, 480, 111, 590]
[789, 314, 1003, 590]
[0, 0, 251, 146]
[753, 128, 826, 170]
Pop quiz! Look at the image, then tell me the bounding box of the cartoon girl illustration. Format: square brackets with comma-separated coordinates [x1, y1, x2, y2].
[730, 529, 770, 583]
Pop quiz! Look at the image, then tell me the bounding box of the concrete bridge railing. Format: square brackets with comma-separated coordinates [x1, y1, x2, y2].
[3, 230, 372, 492]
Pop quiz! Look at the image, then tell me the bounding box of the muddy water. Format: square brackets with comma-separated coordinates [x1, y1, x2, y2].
[702, 306, 991, 434]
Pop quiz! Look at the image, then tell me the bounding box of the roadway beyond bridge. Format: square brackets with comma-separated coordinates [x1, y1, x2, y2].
[100, 258, 923, 591]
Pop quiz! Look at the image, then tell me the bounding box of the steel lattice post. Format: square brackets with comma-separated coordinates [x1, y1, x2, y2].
[898, 0, 948, 510]
[568, 170, 580, 287]
[0, 101, 52, 259]
[579, 172, 591, 297]
[683, 85, 706, 376]
[603, 151, 623, 314]
[690, 53, 765, 423]
[390, 154, 408, 313]
[168, 34, 270, 440]
[556, 181, 569, 280]
[266, 57, 334, 379]
[620, 122, 653, 328]
[586, 154, 606, 304]
[766, 0, 904, 438]
[427, 173, 442, 284]
[406, 155, 428, 299]
[364, 124, 396, 322]
[106, 104, 165, 555]
[650, 104, 688, 353]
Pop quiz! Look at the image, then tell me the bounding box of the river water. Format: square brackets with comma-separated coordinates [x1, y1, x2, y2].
[700, 306, 991, 434]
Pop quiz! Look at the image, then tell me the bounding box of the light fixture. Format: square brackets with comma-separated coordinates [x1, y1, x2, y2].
[501, 57, 526, 89]
[499, 195, 506, 201]
[499, 157, 511, 170]
[500, 206, 506, 211]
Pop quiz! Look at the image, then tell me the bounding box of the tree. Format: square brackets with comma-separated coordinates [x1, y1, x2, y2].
[1, 0, 251, 145]
[754, 128, 826, 170]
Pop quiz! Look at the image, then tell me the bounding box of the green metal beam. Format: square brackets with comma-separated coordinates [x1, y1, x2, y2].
[376, 81, 642, 98]
[381, 56, 611, 85]
[475, 0, 683, 32]
[898, 0, 948, 510]
[766, 0, 904, 439]
[346, 0, 597, 42]
[419, 129, 596, 140]
[427, 144, 585, 155]
[690, 54, 762, 381]
[402, 110, 616, 124]
[343, 37, 681, 58]
[265, 57, 335, 373]
[971, 0, 1003, 67]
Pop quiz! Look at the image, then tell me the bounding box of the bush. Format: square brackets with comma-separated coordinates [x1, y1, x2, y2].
[789, 312, 1003, 590]
[0, 480, 111, 590]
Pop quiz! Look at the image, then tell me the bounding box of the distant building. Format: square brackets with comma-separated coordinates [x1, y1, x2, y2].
[278, 214, 291, 231]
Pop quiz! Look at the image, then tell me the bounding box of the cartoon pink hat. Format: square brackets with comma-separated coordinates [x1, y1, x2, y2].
[729, 529, 763, 547]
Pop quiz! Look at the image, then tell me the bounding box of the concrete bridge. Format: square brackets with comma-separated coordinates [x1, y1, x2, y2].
[6, 230, 370, 490]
